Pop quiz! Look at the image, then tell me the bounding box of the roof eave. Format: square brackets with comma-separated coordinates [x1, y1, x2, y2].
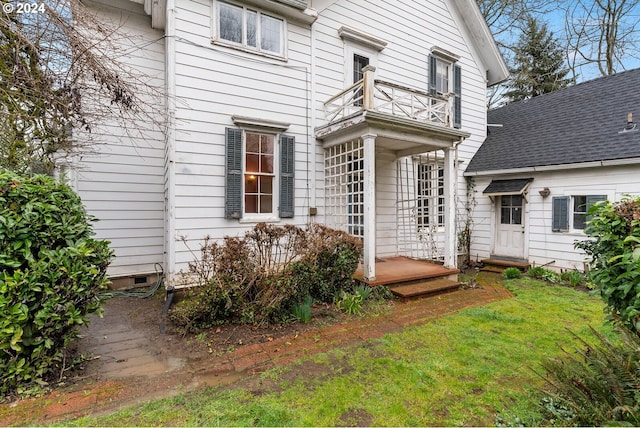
[449, 0, 509, 87]
[464, 157, 640, 176]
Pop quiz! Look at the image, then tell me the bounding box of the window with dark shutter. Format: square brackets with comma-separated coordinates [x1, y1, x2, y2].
[428, 54, 437, 96]
[279, 134, 295, 218]
[225, 128, 243, 219]
[453, 64, 461, 128]
[552, 196, 569, 232]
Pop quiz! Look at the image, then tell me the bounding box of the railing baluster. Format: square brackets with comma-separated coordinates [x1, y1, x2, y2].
[323, 79, 451, 127]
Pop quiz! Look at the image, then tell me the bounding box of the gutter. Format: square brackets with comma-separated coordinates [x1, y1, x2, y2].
[464, 157, 640, 177]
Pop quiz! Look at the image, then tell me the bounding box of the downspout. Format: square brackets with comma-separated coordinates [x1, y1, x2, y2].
[454, 136, 463, 267]
[308, 11, 317, 219]
[165, 0, 176, 284]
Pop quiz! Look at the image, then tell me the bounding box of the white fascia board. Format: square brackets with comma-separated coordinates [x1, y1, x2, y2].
[464, 157, 640, 177]
[449, 0, 509, 86]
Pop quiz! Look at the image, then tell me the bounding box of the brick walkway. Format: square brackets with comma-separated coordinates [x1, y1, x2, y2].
[0, 272, 512, 425]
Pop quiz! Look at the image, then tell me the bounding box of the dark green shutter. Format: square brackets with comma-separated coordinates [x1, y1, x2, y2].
[453, 64, 461, 128]
[279, 134, 295, 218]
[225, 128, 242, 219]
[428, 54, 437, 96]
[552, 196, 569, 232]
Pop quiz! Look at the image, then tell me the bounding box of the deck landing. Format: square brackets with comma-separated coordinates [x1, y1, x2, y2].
[354, 256, 460, 299]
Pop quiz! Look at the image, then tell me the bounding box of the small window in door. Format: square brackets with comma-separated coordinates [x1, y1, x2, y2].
[501, 195, 522, 225]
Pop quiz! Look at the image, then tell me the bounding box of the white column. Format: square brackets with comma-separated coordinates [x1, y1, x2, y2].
[443, 146, 457, 268]
[362, 133, 377, 281]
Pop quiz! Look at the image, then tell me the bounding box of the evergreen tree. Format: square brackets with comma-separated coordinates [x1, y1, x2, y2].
[505, 16, 571, 103]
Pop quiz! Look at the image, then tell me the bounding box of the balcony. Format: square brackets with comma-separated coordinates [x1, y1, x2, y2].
[316, 66, 467, 156]
[324, 75, 452, 127]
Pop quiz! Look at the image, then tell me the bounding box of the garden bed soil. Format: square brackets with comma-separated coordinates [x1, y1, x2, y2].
[81, 289, 353, 373]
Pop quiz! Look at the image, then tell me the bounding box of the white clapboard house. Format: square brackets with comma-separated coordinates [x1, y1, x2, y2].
[465, 69, 640, 272]
[72, 0, 508, 289]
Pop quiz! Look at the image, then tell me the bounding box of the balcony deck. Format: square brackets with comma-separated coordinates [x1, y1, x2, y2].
[315, 66, 469, 154]
[324, 78, 452, 127]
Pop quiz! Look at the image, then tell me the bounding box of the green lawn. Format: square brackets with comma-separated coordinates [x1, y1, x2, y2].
[66, 277, 610, 426]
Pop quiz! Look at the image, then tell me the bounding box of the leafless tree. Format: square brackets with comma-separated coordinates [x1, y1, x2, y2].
[563, 0, 640, 79]
[477, 0, 558, 108]
[0, 0, 165, 174]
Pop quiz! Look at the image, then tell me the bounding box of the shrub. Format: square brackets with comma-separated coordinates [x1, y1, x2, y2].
[353, 284, 372, 301]
[0, 170, 113, 397]
[292, 295, 313, 323]
[503, 267, 521, 279]
[540, 324, 640, 426]
[527, 266, 546, 279]
[292, 224, 362, 302]
[170, 223, 362, 330]
[575, 196, 640, 332]
[541, 269, 560, 283]
[527, 266, 560, 283]
[560, 270, 584, 287]
[335, 291, 364, 316]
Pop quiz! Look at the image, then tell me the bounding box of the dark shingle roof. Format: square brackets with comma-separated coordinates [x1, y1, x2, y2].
[466, 68, 640, 173]
[482, 178, 532, 194]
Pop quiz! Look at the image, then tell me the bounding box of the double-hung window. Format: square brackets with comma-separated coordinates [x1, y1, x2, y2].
[216, 1, 284, 57]
[225, 127, 295, 220]
[428, 48, 461, 128]
[552, 195, 606, 232]
[244, 133, 274, 214]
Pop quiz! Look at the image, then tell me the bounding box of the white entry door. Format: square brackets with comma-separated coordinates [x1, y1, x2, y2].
[494, 195, 525, 258]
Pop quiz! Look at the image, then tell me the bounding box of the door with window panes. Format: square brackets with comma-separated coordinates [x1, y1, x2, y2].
[494, 195, 525, 258]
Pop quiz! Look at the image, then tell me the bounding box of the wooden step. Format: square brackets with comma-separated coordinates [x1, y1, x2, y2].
[389, 278, 461, 298]
[482, 258, 530, 271]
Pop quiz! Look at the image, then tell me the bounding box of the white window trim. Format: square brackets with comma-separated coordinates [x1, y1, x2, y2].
[212, 0, 288, 61]
[416, 158, 445, 232]
[239, 129, 280, 223]
[430, 47, 459, 97]
[343, 42, 379, 88]
[569, 194, 607, 233]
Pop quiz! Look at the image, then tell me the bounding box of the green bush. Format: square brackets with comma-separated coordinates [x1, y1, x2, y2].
[0, 170, 112, 397]
[335, 291, 364, 316]
[503, 267, 521, 279]
[292, 224, 362, 303]
[170, 223, 362, 330]
[575, 196, 640, 332]
[541, 269, 560, 283]
[291, 295, 313, 323]
[527, 266, 546, 279]
[540, 324, 640, 426]
[560, 270, 584, 287]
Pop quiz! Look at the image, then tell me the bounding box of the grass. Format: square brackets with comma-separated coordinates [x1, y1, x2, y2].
[64, 276, 610, 426]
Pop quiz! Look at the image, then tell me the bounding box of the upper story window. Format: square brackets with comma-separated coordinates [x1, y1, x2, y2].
[435, 58, 450, 94]
[216, 1, 284, 57]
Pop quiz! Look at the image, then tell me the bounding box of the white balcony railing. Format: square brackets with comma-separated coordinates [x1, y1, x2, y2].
[323, 66, 453, 127]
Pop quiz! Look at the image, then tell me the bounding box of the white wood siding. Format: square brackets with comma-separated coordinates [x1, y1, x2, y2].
[313, 0, 491, 258]
[171, 0, 313, 270]
[76, 1, 166, 278]
[469, 165, 640, 271]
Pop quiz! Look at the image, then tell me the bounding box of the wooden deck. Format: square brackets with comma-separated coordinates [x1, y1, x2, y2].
[353, 256, 459, 286]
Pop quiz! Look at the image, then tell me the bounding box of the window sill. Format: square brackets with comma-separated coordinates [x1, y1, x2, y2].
[210, 39, 288, 62]
[239, 216, 281, 224]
